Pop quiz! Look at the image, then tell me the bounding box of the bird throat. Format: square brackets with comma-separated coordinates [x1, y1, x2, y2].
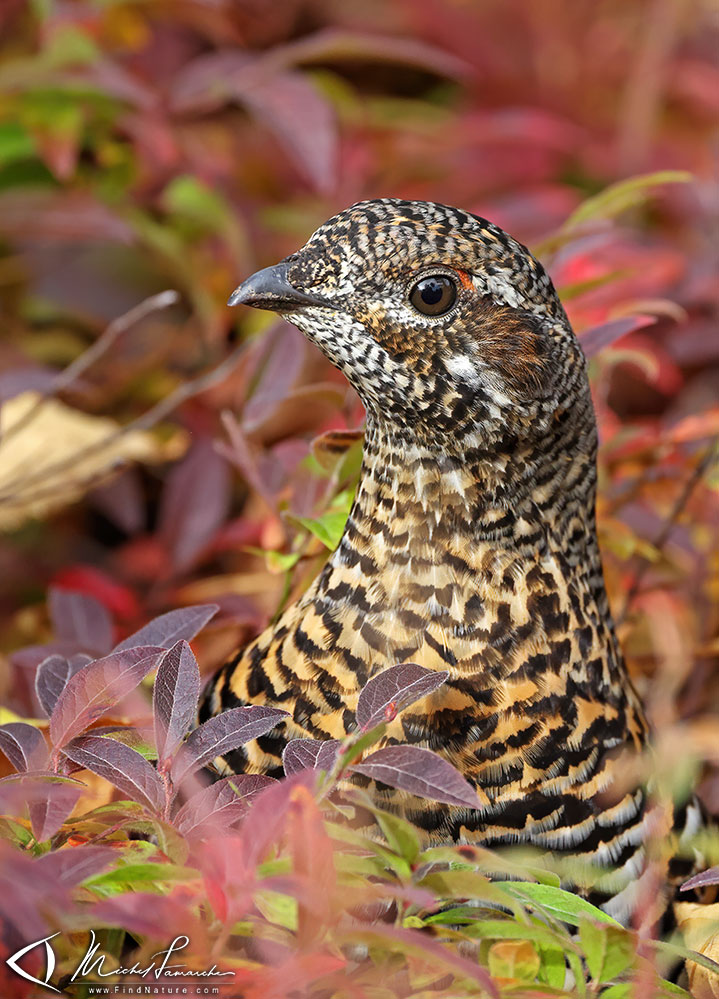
[315, 414, 617, 686]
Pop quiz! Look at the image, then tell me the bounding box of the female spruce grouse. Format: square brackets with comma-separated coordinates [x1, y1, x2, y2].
[200, 199, 700, 923]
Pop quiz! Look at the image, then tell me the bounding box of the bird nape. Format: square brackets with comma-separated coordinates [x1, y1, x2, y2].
[199, 199, 700, 925]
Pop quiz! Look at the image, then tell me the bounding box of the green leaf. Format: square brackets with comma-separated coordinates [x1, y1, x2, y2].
[563, 170, 692, 230]
[360, 805, 421, 866]
[0, 816, 35, 848]
[162, 175, 230, 231]
[0, 123, 36, 165]
[245, 546, 302, 573]
[254, 889, 298, 930]
[85, 862, 194, 897]
[580, 918, 635, 983]
[539, 944, 568, 988]
[652, 936, 719, 977]
[496, 882, 621, 926]
[293, 502, 352, 550]
[46, 25, 100, 67]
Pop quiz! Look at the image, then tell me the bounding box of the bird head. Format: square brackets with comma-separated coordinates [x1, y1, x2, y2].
[229, 199, 591, 454]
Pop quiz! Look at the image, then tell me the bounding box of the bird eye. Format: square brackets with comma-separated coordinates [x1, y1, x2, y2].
[409, 274, 458, 316]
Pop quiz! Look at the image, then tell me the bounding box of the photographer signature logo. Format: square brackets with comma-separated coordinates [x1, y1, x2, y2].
[6, 932, 61, 992]
[5, 931, 235, 993]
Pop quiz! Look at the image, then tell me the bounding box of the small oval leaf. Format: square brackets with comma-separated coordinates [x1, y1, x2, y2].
[153, 640, 200, 763]
[282, 739, 341, 776]
[356, 663, 448, 731]
[0, 722, 48, 772]
[113, 604, 218, 653]
[50, 646, 164, 748]
[171, 706, 288, 787]
[64, 734, 165, 814]
[350, 745, 484, 809]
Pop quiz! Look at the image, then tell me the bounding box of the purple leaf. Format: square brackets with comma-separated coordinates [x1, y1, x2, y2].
[1, 775, 85, 841]
[0, 722, 48, 772]
[242, 70, 337, 192]
[173, 774, 276, 838]
[63, 735, 165, 814]
[35, 653, 90, 719]
[171, 707, 288, 787]
[90, 467, 146, 535]
[153, 641, 201, 763]
[282, 739, 341, 776]
[171, 54, 337, 192]
[681, 866, 719, 892]
[48, 587, 113, 655]
[113, 604, 219, 653]
[36, 845, 117, 884]
[14, 642, 90, 672]
[275, 28, 471, 82]
[350, 746, 484, 809]
[242, 323, 307, 433]
[158, 439, 232, 571]
[90, 892, 202, 941]
[49, 646, 165, 748]
[356, 663, 449, 731]
[580, 315, 655, 358]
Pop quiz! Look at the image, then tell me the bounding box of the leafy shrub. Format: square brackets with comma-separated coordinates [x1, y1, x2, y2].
[2, 601, 719, 996]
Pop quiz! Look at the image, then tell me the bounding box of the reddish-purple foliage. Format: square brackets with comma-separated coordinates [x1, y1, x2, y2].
[49, 646, 165, 750]
[113, 604, 219, 653]
[0, 722, 48, 771]
[681, 866, 719, 892]
[35, 654, 92, 718]
[355, 662, 449, 730]
[351, 745, 484, 809]
[153, 640, 201, 764]
[171, 706, 289, 788]
[283, 738, 341, 775]
[63, 735, 165, 815]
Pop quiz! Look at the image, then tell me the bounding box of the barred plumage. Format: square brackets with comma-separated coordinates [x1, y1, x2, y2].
[200, 199, 680, 922]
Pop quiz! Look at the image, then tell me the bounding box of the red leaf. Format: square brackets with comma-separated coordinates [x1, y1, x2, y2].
[37, 845, 117, 885]
[579, 315, 655, 357]
[35, 653, 91, 719]
[282, 739, 341, 776]
[171, 54, 337, 191]
[241, 70, 337, 192]
[681, 866, 719, 892]
[158, 439, 232, 571]
[28, 783, 81, 841]
[51, 566, 141, 621]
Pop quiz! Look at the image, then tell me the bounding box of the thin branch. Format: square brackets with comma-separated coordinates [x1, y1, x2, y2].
[617, 444, 718, 625]
[0, 290, 180, 447]
[0, 341, 249, 506]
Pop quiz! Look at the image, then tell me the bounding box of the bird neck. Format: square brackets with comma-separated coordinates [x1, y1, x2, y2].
[340, 414, 601, 569]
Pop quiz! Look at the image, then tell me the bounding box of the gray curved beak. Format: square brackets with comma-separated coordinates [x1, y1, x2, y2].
[227, 261, 325, 311]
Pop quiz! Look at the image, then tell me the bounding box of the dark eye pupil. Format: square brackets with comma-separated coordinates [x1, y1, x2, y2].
[410, 275, 457, 316]
[420, 279, 444, 305]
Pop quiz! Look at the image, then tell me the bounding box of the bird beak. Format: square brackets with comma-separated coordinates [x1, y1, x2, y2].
[227, 261, 326, 311]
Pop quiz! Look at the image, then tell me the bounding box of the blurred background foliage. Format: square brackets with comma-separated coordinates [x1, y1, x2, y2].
[0, 0, 717, 816]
